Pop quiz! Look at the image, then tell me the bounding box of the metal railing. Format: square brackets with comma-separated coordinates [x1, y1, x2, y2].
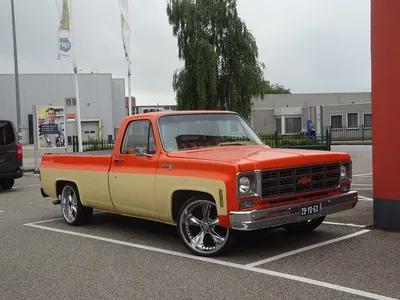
[324, 125, 372, 142]
[71, 129, 332, 153]
[259, 129, 331, 151]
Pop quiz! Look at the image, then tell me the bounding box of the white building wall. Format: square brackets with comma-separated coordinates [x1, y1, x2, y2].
[0, 74, 125, 144]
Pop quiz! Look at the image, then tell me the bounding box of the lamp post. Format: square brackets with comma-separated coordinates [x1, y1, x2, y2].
[10, 0, 22, 141]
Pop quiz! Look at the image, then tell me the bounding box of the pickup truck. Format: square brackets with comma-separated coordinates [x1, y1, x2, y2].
[39, 110, 358, 257]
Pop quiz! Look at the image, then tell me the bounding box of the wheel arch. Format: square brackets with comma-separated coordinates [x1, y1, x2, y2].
[171, 190, 215, 223]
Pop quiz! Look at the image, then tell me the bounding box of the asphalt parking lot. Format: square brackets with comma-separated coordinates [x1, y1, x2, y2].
[1, 145, 399, 300]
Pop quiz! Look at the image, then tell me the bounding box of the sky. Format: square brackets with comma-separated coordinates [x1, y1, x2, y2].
[0, 0, 371, 106]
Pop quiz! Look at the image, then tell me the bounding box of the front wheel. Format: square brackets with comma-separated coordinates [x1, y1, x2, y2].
[0, 178, 14, 190]
[283, 216, 326, 233]
[177, 197, 234, 257]
[60, 183, 93, 226]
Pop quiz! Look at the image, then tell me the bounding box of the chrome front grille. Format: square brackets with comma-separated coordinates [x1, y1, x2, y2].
[261, 163, 341, 200]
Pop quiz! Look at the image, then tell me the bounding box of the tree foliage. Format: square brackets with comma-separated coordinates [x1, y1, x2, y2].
[264, 83, 291, 94]
[166, 0, 267, 118]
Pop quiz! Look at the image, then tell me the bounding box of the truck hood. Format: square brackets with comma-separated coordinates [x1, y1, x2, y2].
[166, 146, 350, 171]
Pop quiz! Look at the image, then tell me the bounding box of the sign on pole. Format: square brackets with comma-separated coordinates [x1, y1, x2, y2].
[56, 0, 73, 62]
[36, 105, 66, 150]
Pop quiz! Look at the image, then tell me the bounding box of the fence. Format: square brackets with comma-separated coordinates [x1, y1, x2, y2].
[72, 129, 331, 152]
[72, 136, 115, 152]
[259, 129, 331, 151]
[324, 125, 372, 142]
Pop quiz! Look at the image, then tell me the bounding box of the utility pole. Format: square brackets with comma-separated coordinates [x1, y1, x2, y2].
[11, 0, 22, 141]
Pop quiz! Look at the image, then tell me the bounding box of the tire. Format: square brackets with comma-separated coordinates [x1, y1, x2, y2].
[283, 216, 326, 233]
[60, 183, 93, 226]
[0, 178, 14, 190]
[177, 196, 234, 257]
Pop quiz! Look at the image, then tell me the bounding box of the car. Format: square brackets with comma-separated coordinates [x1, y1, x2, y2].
[0, 120, 23, 190]
[39, 110, 358, 257]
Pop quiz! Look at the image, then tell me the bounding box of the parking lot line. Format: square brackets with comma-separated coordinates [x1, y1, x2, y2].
[13, 184, 41, 189]
[352, 184, 373, 186]
[323, 221, 367, 228]
[246, 229, 370, 267]
[0, 211, 4, 213]
[22, 223, 395, 300]
[359, 196, 373, 202]
[353, 173, 373, 177]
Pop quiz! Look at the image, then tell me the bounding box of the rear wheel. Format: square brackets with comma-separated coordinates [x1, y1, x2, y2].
[0, 178, 14, 190]
[60, 183, 93, 226]
[283, 216, 326, 233]
[177, 197, 234, 257]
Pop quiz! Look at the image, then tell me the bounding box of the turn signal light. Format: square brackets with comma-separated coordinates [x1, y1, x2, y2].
[239, 199, 256, 209]
[340, 185, 351, 193]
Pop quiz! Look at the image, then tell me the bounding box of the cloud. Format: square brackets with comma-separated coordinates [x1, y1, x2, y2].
[0, 0, 370, 105]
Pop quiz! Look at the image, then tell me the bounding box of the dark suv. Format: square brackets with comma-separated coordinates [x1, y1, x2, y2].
[0, 120, 23, 190]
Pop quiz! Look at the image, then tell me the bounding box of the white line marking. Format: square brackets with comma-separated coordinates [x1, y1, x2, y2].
[353, 173, 373, 177]
[22, 224, 395, 300]
[351, 184, 373, 186]
[359, 196, 373, 202]
[353, 188, 373, 191]
[26, 211, 107, 225]
[246, 229, 370, 267]
[0, 211, 4, 213]
[13, 184, 40, 189]
[323, 221, 367, 228]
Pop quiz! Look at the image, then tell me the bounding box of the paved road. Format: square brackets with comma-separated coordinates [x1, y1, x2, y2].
[1, 145, 399, 300]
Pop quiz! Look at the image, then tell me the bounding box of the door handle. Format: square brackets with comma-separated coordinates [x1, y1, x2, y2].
[114, 157, 124, 162]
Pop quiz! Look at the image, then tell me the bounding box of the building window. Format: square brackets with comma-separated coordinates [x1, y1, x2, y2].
[363, 113, 372, 128]
[275, 118, 281, 134]
[330, 114, 343, 129]
[347, 113, 359, 128]
[285, 117, 301, 134]
[66, 98, 76, 106]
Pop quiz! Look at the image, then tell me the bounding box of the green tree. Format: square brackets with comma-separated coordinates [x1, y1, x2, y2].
[264, 82, 291, 94]
[166, 0, 267, 118]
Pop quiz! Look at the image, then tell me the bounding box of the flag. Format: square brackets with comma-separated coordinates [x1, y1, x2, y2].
[56, 0, 73, 62]
[118, 0, 131, 62]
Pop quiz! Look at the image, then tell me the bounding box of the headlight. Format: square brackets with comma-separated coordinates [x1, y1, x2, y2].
[340, 164, 347, 179]
[239, 176, 251, 194]
[237, 172, 259, 198]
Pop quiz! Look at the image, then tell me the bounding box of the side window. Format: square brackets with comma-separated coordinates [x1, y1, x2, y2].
[121, 120, 157, 155]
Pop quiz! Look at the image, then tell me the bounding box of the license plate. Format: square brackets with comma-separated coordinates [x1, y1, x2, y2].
[300, 204, 320, 216]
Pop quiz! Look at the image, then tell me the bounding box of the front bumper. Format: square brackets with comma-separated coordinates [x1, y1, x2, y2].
[230, 191, 358, 231]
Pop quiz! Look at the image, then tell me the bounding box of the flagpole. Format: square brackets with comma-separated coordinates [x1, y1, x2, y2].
[119, 0, 132, 116]
[128, 64, 132, 115]
[69, 0, 83, 152]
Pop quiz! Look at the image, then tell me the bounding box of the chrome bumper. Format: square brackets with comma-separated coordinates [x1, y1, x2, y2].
[230, 191, 358, 231]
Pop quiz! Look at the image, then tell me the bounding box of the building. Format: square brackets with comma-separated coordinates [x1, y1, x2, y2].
[125, 100, 177, 115]
[0, 73, 126, 144]
[250, 92, 372, 139]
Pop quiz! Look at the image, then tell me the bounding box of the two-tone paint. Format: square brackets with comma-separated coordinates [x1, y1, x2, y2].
[40, 110, 356, 229]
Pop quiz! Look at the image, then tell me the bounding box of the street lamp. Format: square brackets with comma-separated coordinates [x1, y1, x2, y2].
[10, 0, 22, 141]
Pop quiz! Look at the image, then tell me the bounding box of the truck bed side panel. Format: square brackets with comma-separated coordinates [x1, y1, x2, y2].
[40, 153, 116, 212]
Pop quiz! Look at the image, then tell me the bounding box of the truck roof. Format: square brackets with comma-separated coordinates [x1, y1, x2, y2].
[128, 110, 237, 119]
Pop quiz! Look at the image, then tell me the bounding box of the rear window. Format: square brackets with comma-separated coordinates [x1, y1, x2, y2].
[0, 121, 16, 146]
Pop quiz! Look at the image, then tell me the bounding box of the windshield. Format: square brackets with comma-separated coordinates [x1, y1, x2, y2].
[157, 113, 264, 152]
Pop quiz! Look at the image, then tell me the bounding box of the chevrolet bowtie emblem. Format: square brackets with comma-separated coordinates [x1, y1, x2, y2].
[298, 177, 311, 185]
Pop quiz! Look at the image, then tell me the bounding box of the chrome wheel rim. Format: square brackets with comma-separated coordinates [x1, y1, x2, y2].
[180, 200, 229, 255]
[61, 186, 78, 223]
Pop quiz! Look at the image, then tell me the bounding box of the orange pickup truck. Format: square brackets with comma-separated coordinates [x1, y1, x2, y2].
[39, 110, 358, 257]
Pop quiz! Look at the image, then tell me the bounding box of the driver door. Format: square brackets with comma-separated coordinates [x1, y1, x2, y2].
[109, 119, 159, 219]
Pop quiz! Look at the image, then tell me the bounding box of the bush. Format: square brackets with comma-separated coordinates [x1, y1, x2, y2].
[83, 137, 115, 152]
